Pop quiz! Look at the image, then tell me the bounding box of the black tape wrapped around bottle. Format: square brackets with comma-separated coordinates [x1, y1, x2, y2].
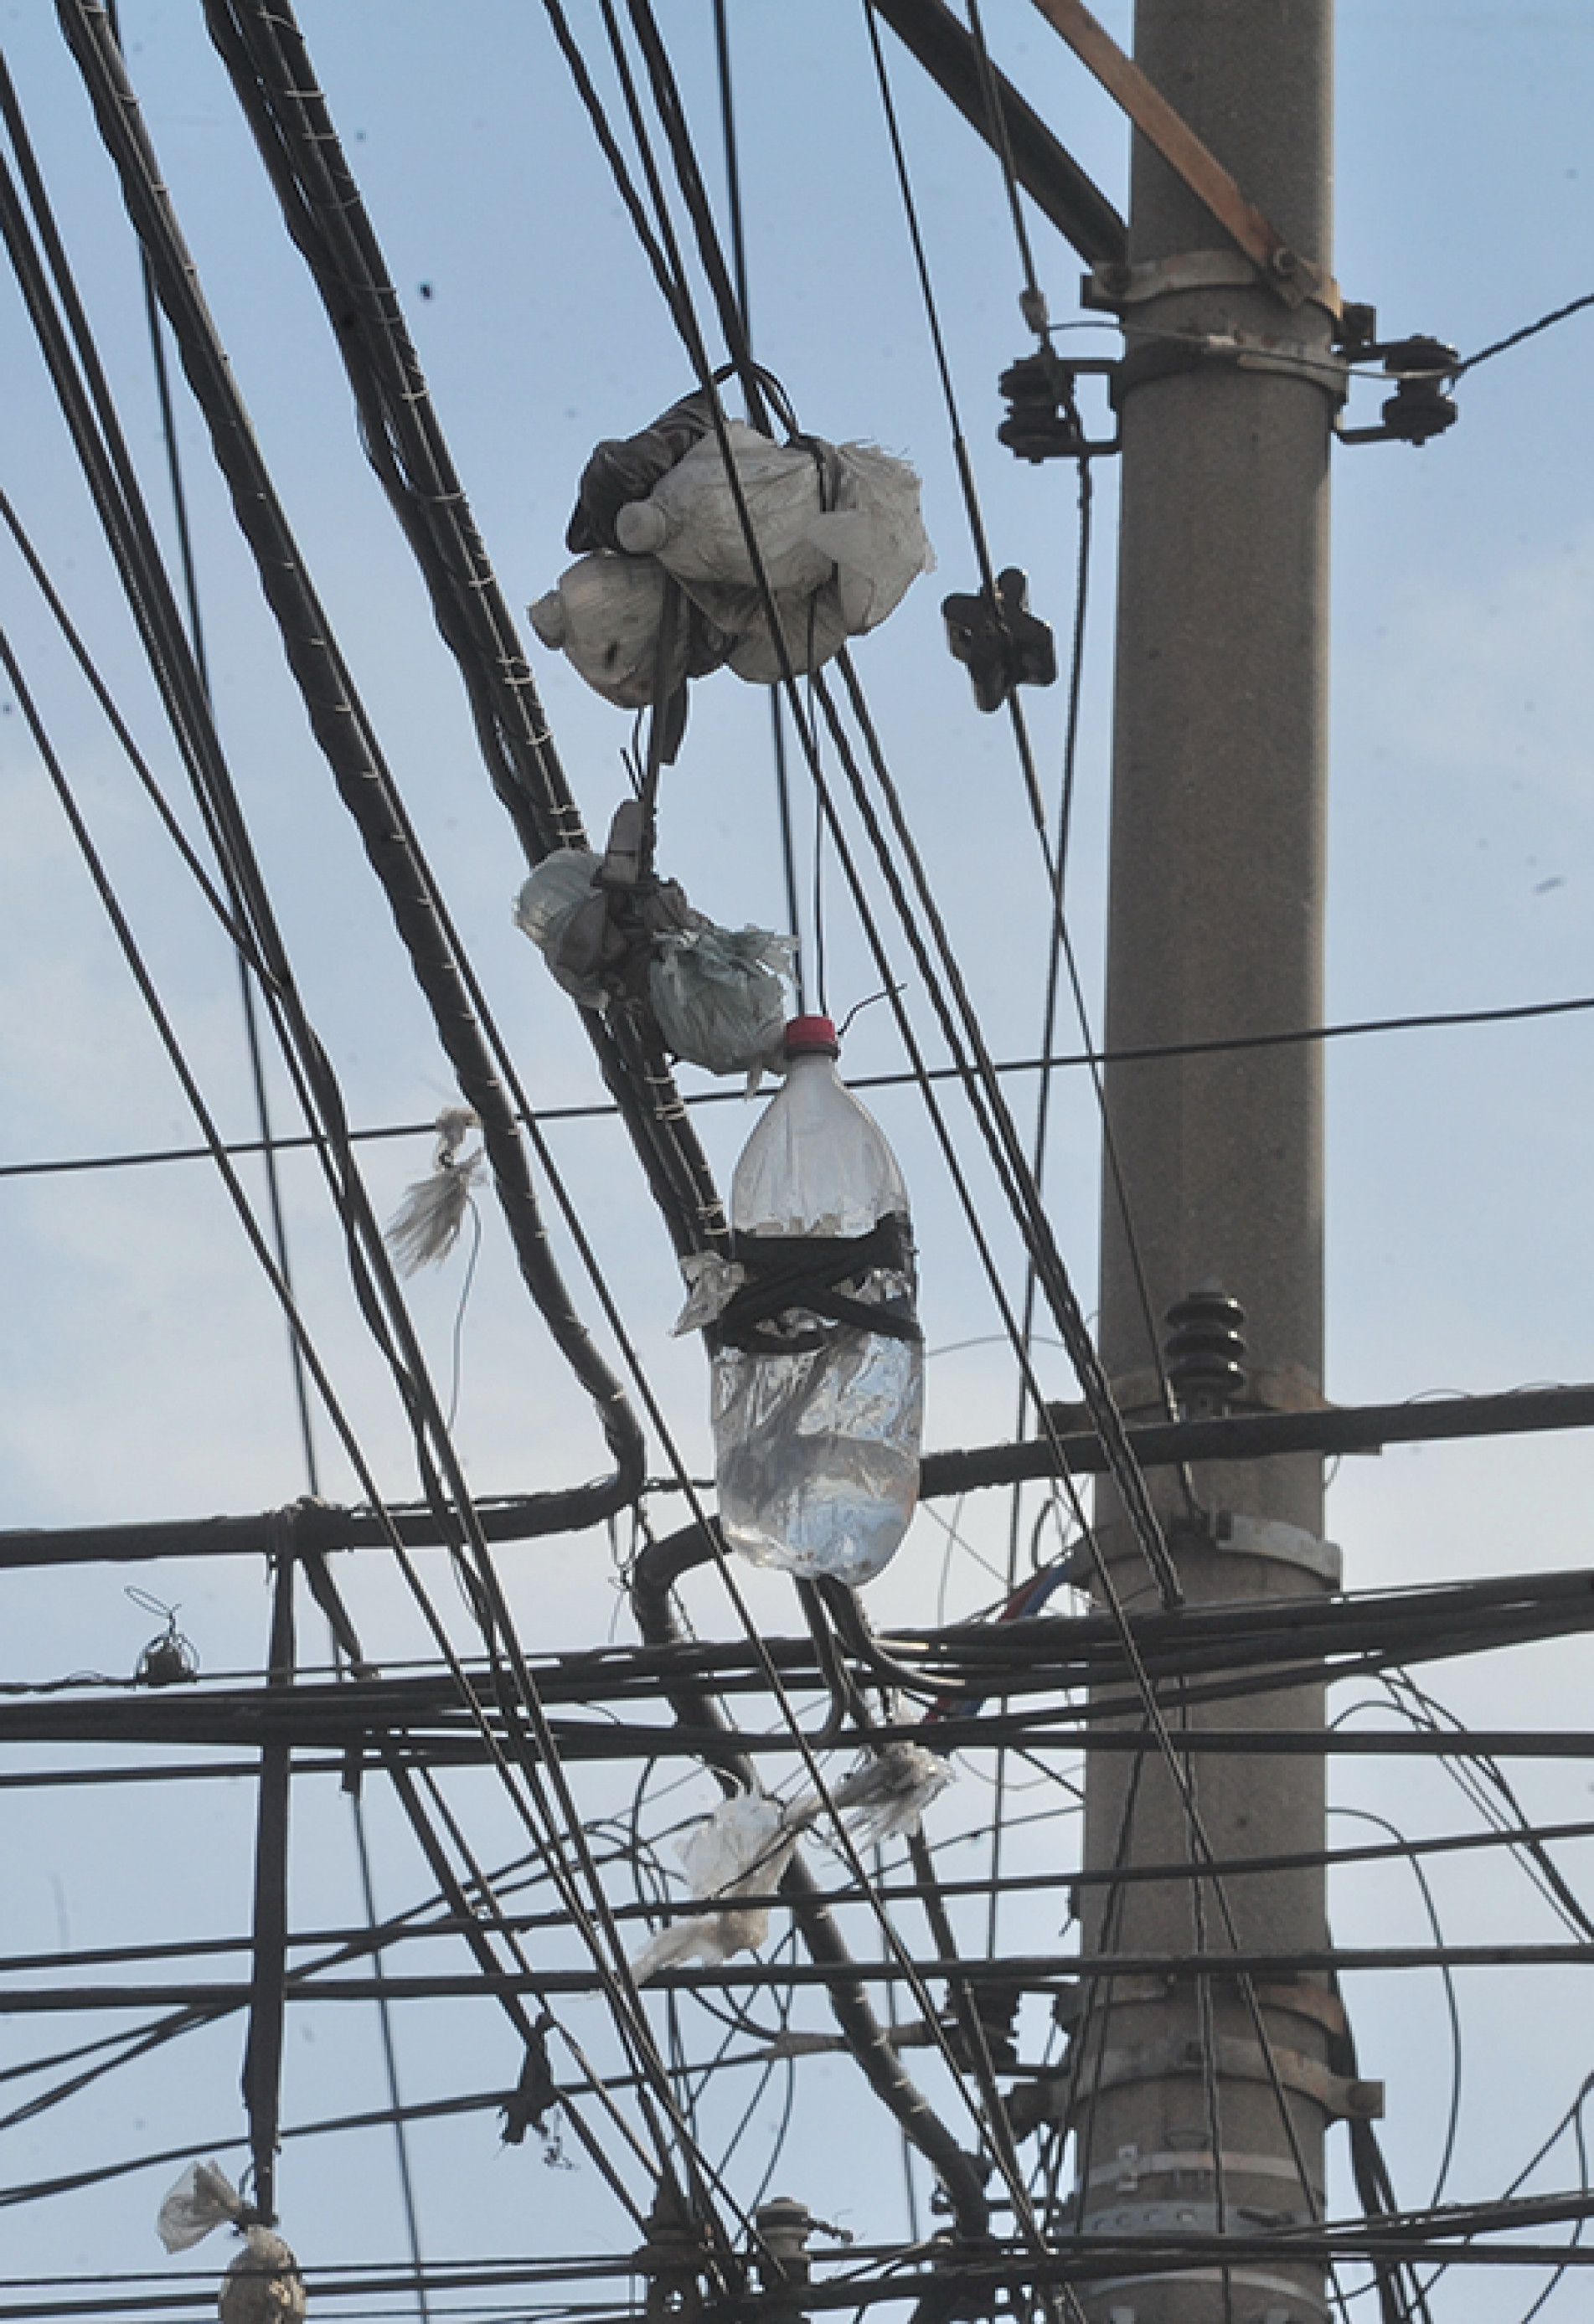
[709, 1216, 922, 1356]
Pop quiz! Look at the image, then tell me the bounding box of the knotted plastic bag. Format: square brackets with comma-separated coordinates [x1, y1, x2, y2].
[220, 2228, 307, 2324]
[157, 2160, 245, 2253]
[632, 1789, 801, 1982]
[156, 2162, 307, 2324]
[513, 848, 615, 1006]
[613, 423, 932, 683]
[529, 554, 690, 711]
[648, 924, 795, 1082]
[566, 389, 716, 554]
[516, 849, 794, 1079]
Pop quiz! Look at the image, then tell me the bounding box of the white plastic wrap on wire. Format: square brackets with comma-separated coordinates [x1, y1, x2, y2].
[828, 1742, 952, 1849]
[528, 553, 684, 710]
[632, 1789, 802, 1982]
[613, 422, 932, 685]
[513, 848, 611, 1005]
[533, 417, 931, 707]
[648, 923, 795, 1083]
[155, 2162, 307, 2324]
[787, 1744, 952, 1850]
[384, 1107, 483, 1273]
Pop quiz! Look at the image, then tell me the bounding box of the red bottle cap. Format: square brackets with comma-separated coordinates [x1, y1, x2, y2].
[784, 1014, 839, 1058]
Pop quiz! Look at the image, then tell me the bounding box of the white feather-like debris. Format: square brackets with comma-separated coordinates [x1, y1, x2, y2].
[157, 2158, 245, 2253]
[792, 1743, 953, 1852]
[220, 2226, 307, 2324]
[386, 1105, 484, 1273]
[632, 1789, 801, 1984]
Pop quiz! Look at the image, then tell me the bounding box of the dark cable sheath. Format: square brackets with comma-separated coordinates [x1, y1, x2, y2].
[629, 1521, 993, 2241]
[1452, 289, 1594, 375]
[49, 0, 647, 1532]
[200, 0, 731, 1266]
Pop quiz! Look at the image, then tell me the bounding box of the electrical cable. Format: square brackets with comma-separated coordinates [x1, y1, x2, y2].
[18, 8, 1580, 2305]
[520, 5, 1082, 2250]
[26, 39, 765, 2251]
[1452, 289, 1594, 376]
[5, 971, 1594, 1183]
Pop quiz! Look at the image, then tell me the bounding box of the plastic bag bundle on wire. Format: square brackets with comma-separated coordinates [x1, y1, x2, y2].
[648, 923, 795, 1084]
[693, 1015, 923, 1585]
[528, 554, 732, 711]
[827, 1743, 952, 1848]
[632, 1788, 802, 1982]
[615, 422, 932, 683]
[156, 2162, 307, 2324]
[514, 842, 794, 1083]
[785, 1743, 952, 1850]
[565, 389, 716, 554]
[530, 395, 931, 709]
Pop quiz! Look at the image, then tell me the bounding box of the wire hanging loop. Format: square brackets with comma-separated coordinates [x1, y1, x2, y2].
[126, 1585, 199, 1687]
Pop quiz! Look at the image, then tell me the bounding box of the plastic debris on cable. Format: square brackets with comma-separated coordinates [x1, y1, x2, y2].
[671, 1249, 748, 1337]
[532, 399, 931, 712]
[649, 923, 795, 1084]
[513, 849, 616, 1006]
[632, 1789, 801, 1983]
[787, 1744, 952, 1851]
[566, 389, 717, 554]
[157, 2160, 245, 2254]
[829, 1743, 952, 1849]
[613, 421, 932, 684]
[219, 2230, 308, 2324]
[385, 1107, 483, 1273]
[515, 843, 795, 1081]
[529, 553, 731, 712]
[156, 2162, 307, 2324]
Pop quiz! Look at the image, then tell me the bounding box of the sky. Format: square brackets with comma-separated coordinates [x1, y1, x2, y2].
[1, 3, 1593, 2318]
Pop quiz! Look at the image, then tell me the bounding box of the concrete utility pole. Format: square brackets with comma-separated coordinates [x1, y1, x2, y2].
[1078, 5, 1341, 2322]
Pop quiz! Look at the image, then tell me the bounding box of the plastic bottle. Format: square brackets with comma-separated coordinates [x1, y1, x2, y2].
[711, 1015, 922, 1585]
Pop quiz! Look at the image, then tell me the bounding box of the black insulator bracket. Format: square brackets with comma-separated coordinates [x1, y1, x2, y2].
[997, 347, 1121, 462]
[1336, 332, 1460, 446]
[942, 567, 1058, 715]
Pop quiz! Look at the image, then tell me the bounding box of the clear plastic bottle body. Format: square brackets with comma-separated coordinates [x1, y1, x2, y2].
[711, 1040, 922, 1585]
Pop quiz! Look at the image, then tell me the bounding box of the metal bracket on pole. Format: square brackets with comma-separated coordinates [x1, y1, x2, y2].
[1215, 1512, 1343, 1588]
[1081, 2031, 1382, 2120]
[1024, 0, 1328, 307]
[1083, 248, 1348, 330]
[1112, 329, 1349, 410]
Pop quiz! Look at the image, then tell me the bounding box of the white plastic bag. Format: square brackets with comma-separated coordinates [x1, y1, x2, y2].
[632, 1789, 800, 1982]
[814, 442, 936, 635]
[615, 422, 833, 595]
[157, 2159, 245, 2253]
[648, 923, 794, 1080]
[613, 423, 932, 684]
[513, 849, 611, 1005]
[529, 554, 688, 710]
